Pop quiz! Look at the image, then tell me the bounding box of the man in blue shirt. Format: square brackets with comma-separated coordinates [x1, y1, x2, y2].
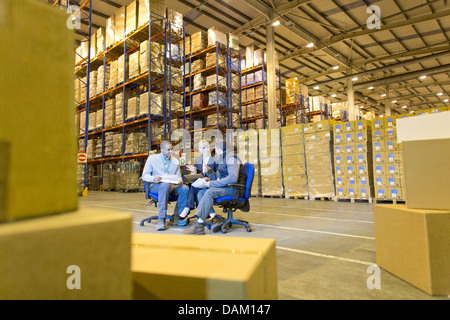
[142, 140, 189, 231]
[184, 140, 245, 235]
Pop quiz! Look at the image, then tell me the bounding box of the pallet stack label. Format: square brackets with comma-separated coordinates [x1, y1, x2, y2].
[304, 120, 335, 199]
[372, 115, 405, 201]
[334, 119, 374, 200]
[258, 129, 283, 196]
[281, 124, 308, 198]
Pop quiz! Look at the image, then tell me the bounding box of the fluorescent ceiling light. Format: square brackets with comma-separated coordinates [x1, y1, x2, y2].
[444, 99, 449, 102]
[402, 106, 407, 109]
[437, 92, 443, 96]
[359, 106, 364, 109]
[331, 94, 337, 97]
[332, 65, 339, 70]
[306, 42, 314, 48]
[392, 100, 397, 103]
[419, 75, 427, 79]
[368, 86, 374, 90]
[313, 86, 319, 90]
[352, 77, 358, 81]
[272, 20, 280, 26]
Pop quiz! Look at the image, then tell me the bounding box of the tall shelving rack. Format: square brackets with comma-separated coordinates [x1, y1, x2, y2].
[67, 2, 187, 192]
[281, 94, 332, 125]
[241, 64, 282, 129]
[184, 39, 242, 154]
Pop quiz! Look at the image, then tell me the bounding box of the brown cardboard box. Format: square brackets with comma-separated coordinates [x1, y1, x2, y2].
[374, 204, 450, 295]
[403, 138, 450, 210]
[282, 154, 305, 166]
[283, 164, 306, 176]
[0, 0, 77, 222]
[132, 233, 278, 300]
[375, 187, 387, 199]
[0, 208, 132, 299]
[282, 144, 304, 156]
[281, 134, 304, 147]
[281, 123, 304, 135]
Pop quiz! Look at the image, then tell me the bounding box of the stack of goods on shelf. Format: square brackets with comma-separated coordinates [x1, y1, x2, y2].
[75, 41, 88, 65]
[190, 31, 207, 53]
[94, 138, 103, 159]
[118, 161, 141, 191]
[206, 74, 226, 88]
[125, 132, 147, 154]
[115, 92, 125, 125]
[330, 101, 348, 120]
[102, 163, 117, 191]
[77, 164, 85, 194]
[96, 27, 105, 54]
[96, 65, 110, 95]
[258, 128, 283, 196]
[205, 52, 226, 69]
[89, 70, 98, 97]
[95, 109, 103, 129]
[87, 139, 96, 160]
[114, 6, 126, 43]
[106, 16, 115, 49]
[139, 41, 164, 76]
[304, 120, 335, 199]
[334, 119, 374, 199]
[128, 51, 140, 79]
[206, 114, 227, 127]
[310, 96, 330, 113]
[79, 110, 86, 135]
[192, 93, 208, 111]
[281, 124, 308, 198]
[126, 1, 138, 35]
[372, 115, 405, 201]
[193, 73, 206, 91]
[237, 130, 260, 196]
[228, 33, 239, 51]
[113, 133, 123, 156]
[167, 9, 183, 34]
[80, 76, 87, 102]
[104, 98, 116, 128]
[117, 54, 128, 83]
[208, 91, 227, 107]
[104, 132, 114, 157]
[126, 95, 139, 120]
[207, 27, 227, 47]
[88, 111, 96, 131]
[109, 60, 118, 88]
[285, 78, 308, 105]
[185, 36, 191, 56]
[191, 58, 205, 73]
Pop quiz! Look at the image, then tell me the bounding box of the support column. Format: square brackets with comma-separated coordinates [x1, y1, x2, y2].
[385, 88, 392, 116]
[346, 68, 356, 121]
[266, 11, 278, 129]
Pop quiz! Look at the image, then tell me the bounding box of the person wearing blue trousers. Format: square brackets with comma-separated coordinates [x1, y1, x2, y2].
[179, 140, 218, 221]
[141, 140, 189, 231]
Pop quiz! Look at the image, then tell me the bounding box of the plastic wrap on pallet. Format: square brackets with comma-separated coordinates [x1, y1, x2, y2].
[86, 139, 96, 160]
[102, 163, 117, 191]
[169, 67, 183, 89]
[205, 52, 226, 69]
[166, 92, 183, 111]
[126, 96, 139, 120]
[185, 35, 191, 56]
[193, 74, 206, 91]
[113, 133, 123, 156]
[129, 51, 140, 79]
[246, 87, 255, 102]
[246, 45, 254, 69]
[94, 138, 103, 159]
[96, 65, 110, 95]
[115, 92, 125, 125]
[191, 59, 205, 73]
[254, 85, 267, 100]
[96, 27, 105, 54]
[254, 101, 264, 117]
[104, 132, 114, 157]
[117, 54, 128, 82]
[208, 27, 227, 47]
[254, 70, 266, 83]
[89, 71, 98, 97]
[79, 110, 86, 135]
[206, 74, 226, 87]
[126, 1, 138, 35]
[206, 114, 227, 127]
[109, 60, 118, 88]
[190, 31, 207, 52]
[114, 6, 126, 43]
[253, 49, 264, 66]
[125, 132, 145, 154]
[118, 161, 141, 191]
[208, 91, 227, 107]
[104, 99, 116, 128]
[106, 16, 115, 48]
[95, 109, 103, 129]
[228, 33, 239, 51]
[192, 93, 208, 111]
[245, 104, 254, 119]
[88, 112, 96, 131]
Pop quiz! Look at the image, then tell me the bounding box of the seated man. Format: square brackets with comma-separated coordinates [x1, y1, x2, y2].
[184, 141, 246, 235]
[141, 140, 189, 231]
[179, 139, 218, 220]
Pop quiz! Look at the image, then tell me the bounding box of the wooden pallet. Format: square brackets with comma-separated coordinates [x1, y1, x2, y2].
[284, 195, 309, 200]
[334, 197, 373, 204]
[372, 198, 405, 204]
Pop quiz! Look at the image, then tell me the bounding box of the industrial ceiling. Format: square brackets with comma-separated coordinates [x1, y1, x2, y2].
[49, 0, 450, 115]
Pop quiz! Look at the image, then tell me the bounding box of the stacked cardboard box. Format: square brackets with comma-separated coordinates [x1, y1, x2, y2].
[228, 33, 239, 51]
[109, 60, 119, 88]
[126, 1, 138, 35]
[285, 78, 308, 105]
[89, 70, 98, 97]
[115, 92, 125, 125]
[126, 96, 139, 120]
[208, 91, 227, 107]
[334, 119, 373, 199]
[281, 124, 308, 198]
[96, 65, 110, 95]
[207, 27, 227, 47]
[117, 54, 128, 82]
[206, 74, 226, 87]
[191, 31, 207, 52]
[258, 129, 283, 196]
[96, 27, 105, 54]
[128, 51, 140, 79]
[118, 161, 141, 191]
[95, 109, 103, 129]
[106, 16, 115, 49]
[185, 35, 191, 56]
[237, 130, 260, 196]
[90, 33, 97, 58]
[191, 58, 205, 73]
[104, 98, 116, 128]
[113, 133, 123, 156]
[94, 137, 103, 159]
[372, 115, 405, 200]
[192, 93, 208, 111]
[0, 0, 132, 298]
[125, 132, 147, 154]
[304, 120, 335, 199]
[114, 6, 126, 43]
[205, 52, 226, 68]
[102, 163, 117, 191]
[104, 132, 114, 157]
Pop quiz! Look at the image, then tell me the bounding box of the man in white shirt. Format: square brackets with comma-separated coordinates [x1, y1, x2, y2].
[141, 140, 189, 231]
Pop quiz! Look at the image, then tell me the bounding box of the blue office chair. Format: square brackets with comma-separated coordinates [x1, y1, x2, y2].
[140, 181, 178, 226]
[213, 163, 254, 233]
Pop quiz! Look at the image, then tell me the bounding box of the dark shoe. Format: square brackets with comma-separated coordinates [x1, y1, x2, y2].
[211, 216, 224, 233]
[183, 221, 205, 235]
[171, 214, 187, 227]
[156, 218, 166, 231]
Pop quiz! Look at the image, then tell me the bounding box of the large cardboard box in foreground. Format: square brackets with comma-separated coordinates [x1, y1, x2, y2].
[132, 233, 278, 300]
[374, 204, 450, 296]
[402, 138, 450, 210]
[0, 0, 77, 222]
[0, 208, 132, 299]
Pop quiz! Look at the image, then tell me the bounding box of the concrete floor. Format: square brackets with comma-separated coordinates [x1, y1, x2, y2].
[80, 191, 449, 300]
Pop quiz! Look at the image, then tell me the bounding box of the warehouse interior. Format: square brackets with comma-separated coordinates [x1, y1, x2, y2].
[0, 0, 449, 300]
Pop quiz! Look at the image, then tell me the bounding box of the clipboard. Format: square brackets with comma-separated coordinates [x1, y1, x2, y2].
[184, 174, 204, 183]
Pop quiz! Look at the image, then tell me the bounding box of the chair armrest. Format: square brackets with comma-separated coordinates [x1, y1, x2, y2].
[227, 183, 245, 188]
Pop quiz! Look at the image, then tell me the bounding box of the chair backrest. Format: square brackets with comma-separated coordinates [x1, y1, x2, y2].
[243, 163, 254, 200]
